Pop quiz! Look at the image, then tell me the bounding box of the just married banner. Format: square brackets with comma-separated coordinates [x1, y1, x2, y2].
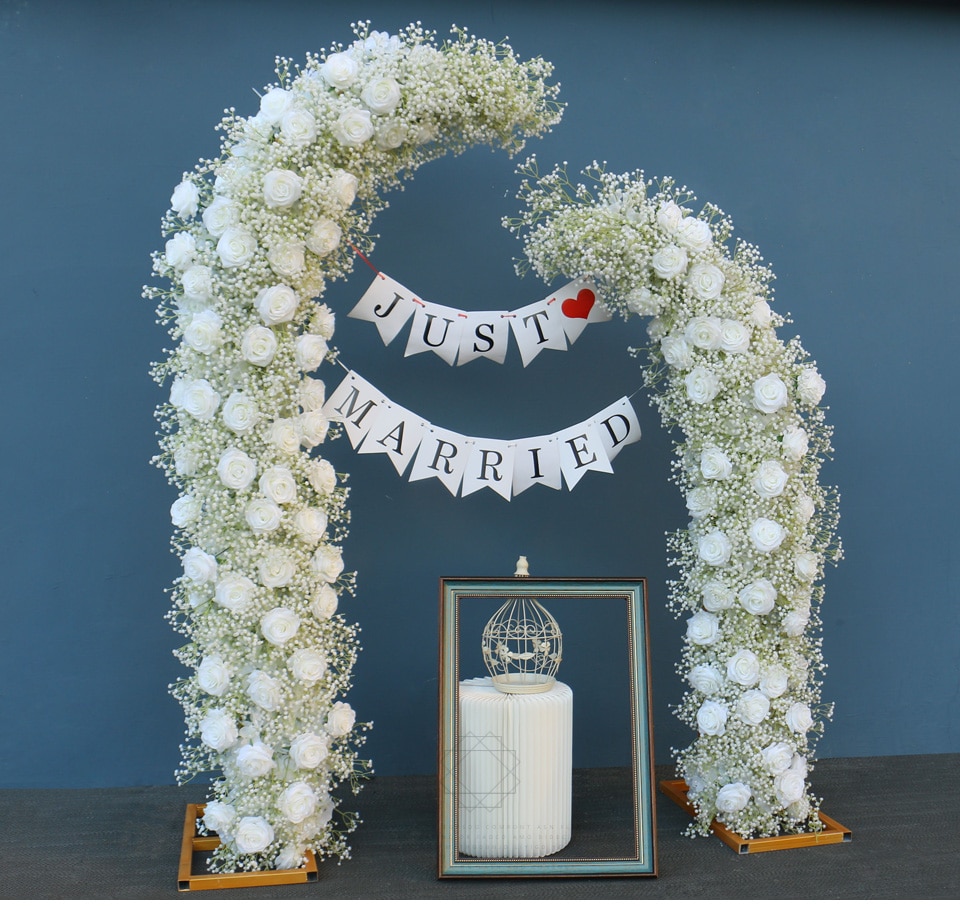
[322, 370, 642, 500]
[348, 272, 612, 366]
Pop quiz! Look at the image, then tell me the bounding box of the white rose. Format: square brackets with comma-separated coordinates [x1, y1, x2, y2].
[685, 367, 719, 404]
[245, 498, 282, 533]
[305, 217, 343, 256]
[626, 287, 662, 316]
[170, 178, 200, 218]
[696, 699, 728, 736]
[199, 709, 238, 752]
[268, 239, 305, 279]
[258, 465, 297, 505]
[261, 607, 301, 646]
[280, 108, 317, 146]
[738, 578, 777, 615]
[752, 459, 788, 498]
[737, 689, 771, 725]
[256, 284, 298, 325]
[258, 549, 297, 588]
[749, 518, 787, 553]
[761, 742, 794, 774]
[259, 86, 293, 123]
[214, 573, 256, 613]
[797, 367, 826, 406]
[217, 447, 257, 490]
[201, 195, 239, 238]
[165, 231, 196, 269]
[320, 51, 358, 88]
[278, 782, 318, 824]
[182, 547, 217, 585]
[180, 379, 220, 421]
[221, 391, 259, 435]
[311, 545, 344, 583]
[656, 201, 683, 233]
[241, 325, 278, 366]
[753, 372, 789, 414]
[290, 732, 330, 769]
[687, 262, 725, 300]
[796, 493, 816, 522]
[299, 377, 326, 411]
[684, 316, 722, 350]
[759, 664, 790, 699]
[329, 169, 358, 207]
[289, 648, 327, 683]
[310, 584, 339, 620]
[775, 768, 807, 808]
[782, 425, 809, 461]
[700, 446, 732, 481]
[795, 551, 819, 583]
[299, 410, 329, 448]
[651, 244, 688, 280]
[361, 76, 401, 114]
[726, 649, 761, 687]
[676, 215, 713, 251]
[263, 169, 304, 209]
[306, 459, 337, 494]
[702, 581, 734, 612]
[719, 319, 750, 354]
[688, 664, 723, 695]
[246, 670, 283, 710]
[750, 296, 773, 327]
[201, 800, 236, 835]
[296, 333, 328, 371]
[170, 495, 200, 527]
[686, 485, 716, 520]
[269, 417, 302, 455]
[686, 610, 721, 645]
[174, 444, 199, 476]
[217, 226, 258, 268]
[646, 316, 667, 341]
[660, 335, 692, 369]
[325, 701, 356, 737]
[197, 655, 232, 696]
[785, 702, 815, 734]
[716, 782, 751, 814]
[375, 119, 406, 150]
[698, 530, 732, 566]
[235, 816, 274, 854]
[333, 108, 374, 147]
[310, 305, 336, 339]
[183, 309, 223, 354]
[783, 607, 810, 637]
[293, 507, 328, 545]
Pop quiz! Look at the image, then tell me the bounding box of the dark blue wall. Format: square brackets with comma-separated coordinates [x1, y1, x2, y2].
[1, 0, 957, 787]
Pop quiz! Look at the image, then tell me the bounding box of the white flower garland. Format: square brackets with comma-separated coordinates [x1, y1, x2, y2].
[146, 24, 561, 873]
[506, 161, 841, 838]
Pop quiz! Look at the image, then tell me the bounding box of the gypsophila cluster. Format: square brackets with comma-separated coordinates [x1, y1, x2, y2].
[506, 161, 842, 840]
[145, 24, 561, 873]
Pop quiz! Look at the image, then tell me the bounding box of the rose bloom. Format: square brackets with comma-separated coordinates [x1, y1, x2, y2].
[738, 578, 777, 615]
[698, 530, 732, 566]
[197, 655, 232, 696]
[627, 287, 662, 317]
[290, 732, 330, 769]
[796, 493, 816, 522]
[245, 498, 282, 533]
[685, 367, 719, 404]
[696, 699, 728, 736]
[782, 425, 809, 461]
[761, 742, 794, 774]
[306, 459, 337, 494]
[719, 319, 750, 354]
[280, 108, 317, 146]
[259, 465, 297, 504]
[306, 218, 342, 256]
[215, 573, 256, 613]
[785, 702, 815, 734]
[236, 740, 276, 777]
[749, 518, 787, 554]
[201, 195, 239, 238]
[299, 377, 327, 411]
[676, 215, 713, 251]
[246, 670, 283, 711]
[684, 315, 722, 350]
[688, 663, 723, 695]
[686, 610, 720, 645]
[263, 168, 304, 209]
[259, 86, 293, 122]
[726, 649, 761, 687]
[235, 816, 274, 854]
[311, 305, 336, 339]
[752, 459, 788, 498]
[258, 549, 297, 588]
[238, 325, 277, 367]
[199, 709, 238, 752]
[737, 689, 771, 725]
[321, 51, 358, 88]
[165, 231, 196, 269]
[759, 664, 790, 699]
[716, 782, 751, 814]
[687, 262, 725, 300]
[170, 178, 200, 218]
[217, 447, 257, 490]
[201, 800, 236, 835]
[269, 417, 302, 456]
[184, 309, 222, 354]
[174, 444, 199, 476]
[293, 507, 328, 545]
[700, 446, 732, 481]
[651, 244, 689, 280]
[702, 580, 735, 612]
[750, 296, 773, 327]
[311, 584, 339, 620]
[180, 379, 220, 421]
[261, 607, 301, 646]
[775, 768, 807, 808]
[329, 169, 358, 207]
[256, 284, 298, 325]
[325, 701, 356, 737]
[268, 239, 305, 279]
[660, 334, 693, 370]
[170, 494, 199, 527]
[222, 392, 259, 435]
[361, 76, 402, 114]
[795, 551, 819, 583]
[217, 226, 257, 268]
[311, 545, 344, 584]
[686, 485, 716, 520]
[278, 782, 319, 824]
[289, 648, 327, 682]
[333, 108, 374, 147]
[782, 607, 810, 637]
[182, 547, 217, 585]
[656, 201, 683, 233]
[646, 316, 667, 341]
[296, 333, 328, 371]
[797, 367, 826, 406]
[752, 372, 789, 414]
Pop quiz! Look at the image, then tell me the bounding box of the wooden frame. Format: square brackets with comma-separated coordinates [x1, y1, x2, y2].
[438, 577, 657, 878]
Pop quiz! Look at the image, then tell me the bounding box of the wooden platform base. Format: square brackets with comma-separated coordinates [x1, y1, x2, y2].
[177, 803, 318, 891]
[659, 779, 851, 854]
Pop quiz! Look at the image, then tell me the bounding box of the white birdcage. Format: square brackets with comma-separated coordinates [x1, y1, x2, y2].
[481, 557, 563, 694]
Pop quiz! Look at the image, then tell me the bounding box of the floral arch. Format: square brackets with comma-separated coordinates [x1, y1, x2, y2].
[148, 23, 840, 872]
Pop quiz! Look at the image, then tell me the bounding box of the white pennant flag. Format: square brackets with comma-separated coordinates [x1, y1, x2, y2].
[556, 278, 611, 344]
[408, 425, 470, 495]
[592, 397, 642, 461]
[511, 434, 563, 494]
[509, 296, 568, 366]
[322, 372, 385, 447]
[456, 311, 511, 365]
[347, 274, 418, 345]
[558, 419, 614, 490]
[357, 400, 427, 475]
[461, 437, 515, 501]
[404, 302, 463, 366]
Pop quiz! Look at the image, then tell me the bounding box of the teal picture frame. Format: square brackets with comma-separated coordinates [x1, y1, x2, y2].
[438, 577, 657, 878]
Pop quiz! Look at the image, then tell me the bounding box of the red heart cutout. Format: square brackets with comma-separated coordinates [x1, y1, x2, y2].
[561, 287, 595, 320]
